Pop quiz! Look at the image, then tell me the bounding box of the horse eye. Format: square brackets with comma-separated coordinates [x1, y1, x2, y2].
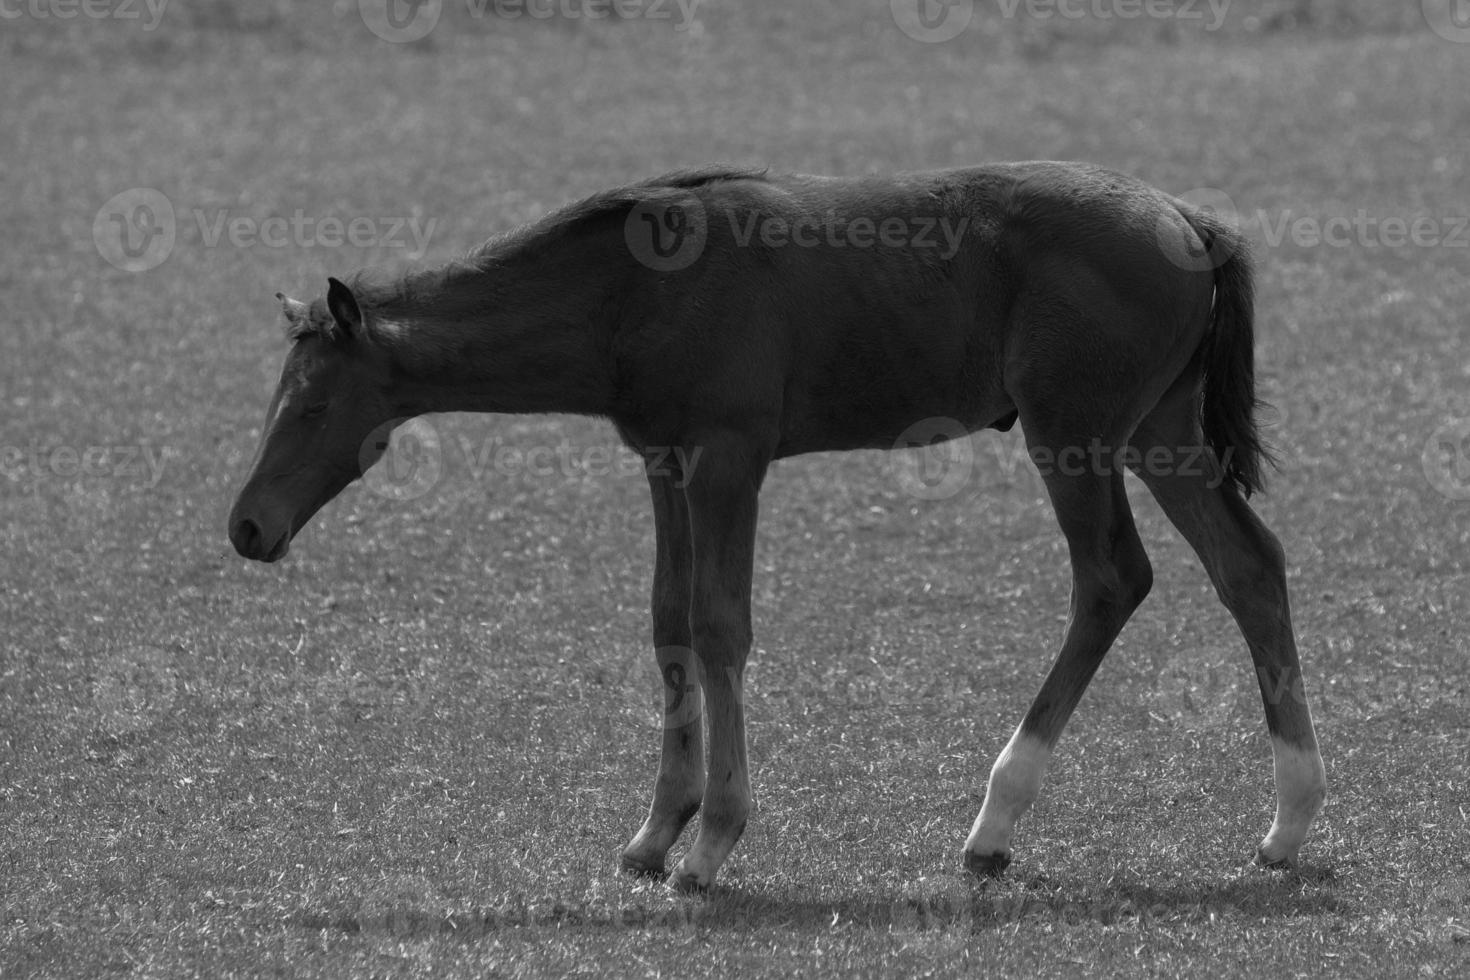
[302, 402, 329, 418]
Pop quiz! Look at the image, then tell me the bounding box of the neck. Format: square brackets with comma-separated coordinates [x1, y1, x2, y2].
[378, 257, 619, 419]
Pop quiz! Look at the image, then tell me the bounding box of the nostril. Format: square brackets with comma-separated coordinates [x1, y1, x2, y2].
[231, 517, 262, 556]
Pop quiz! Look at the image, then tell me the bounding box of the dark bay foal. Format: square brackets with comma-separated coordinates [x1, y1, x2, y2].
[228, 163, 1326, 892]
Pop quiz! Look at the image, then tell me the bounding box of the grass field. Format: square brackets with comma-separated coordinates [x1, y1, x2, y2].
[3, 1, 1469, 976]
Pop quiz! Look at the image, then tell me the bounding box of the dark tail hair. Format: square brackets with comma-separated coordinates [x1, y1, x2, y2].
[1180, 206, 1274, 497]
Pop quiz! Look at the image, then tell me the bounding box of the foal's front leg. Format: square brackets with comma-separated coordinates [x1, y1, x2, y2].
[667, 437, 766, 893]
[622, 473, 705, 877]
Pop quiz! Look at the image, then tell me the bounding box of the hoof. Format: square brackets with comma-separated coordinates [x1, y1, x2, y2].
[1252, 849, 1295, 871]
[963, 849, 1011, 878]
[620, 853, 669, 881]
[668, 863, 711, 895]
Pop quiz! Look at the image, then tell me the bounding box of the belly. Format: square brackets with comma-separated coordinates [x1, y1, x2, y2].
[774, 330, 1014, 457]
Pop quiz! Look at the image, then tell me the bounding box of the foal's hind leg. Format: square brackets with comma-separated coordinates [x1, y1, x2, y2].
[965, 461, 1154, 875]
[621, 472, 706, 877]
[1130, 398, 1326, 867]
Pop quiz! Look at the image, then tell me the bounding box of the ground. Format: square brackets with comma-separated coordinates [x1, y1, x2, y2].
[1, 1, 1468, 977]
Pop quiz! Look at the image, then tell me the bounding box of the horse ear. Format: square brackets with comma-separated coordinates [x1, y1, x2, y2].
[326, 277, 362, 341]
[276, 292, 310, 328]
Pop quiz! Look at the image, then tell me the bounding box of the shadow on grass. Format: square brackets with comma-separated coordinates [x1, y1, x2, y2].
[289, 863, 1342, 941]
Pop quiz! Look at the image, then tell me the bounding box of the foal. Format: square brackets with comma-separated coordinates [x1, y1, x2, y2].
[228, 163, 1326, 892]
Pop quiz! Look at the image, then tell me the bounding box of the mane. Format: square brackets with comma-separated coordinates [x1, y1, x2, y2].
[463, 164, 767, 269]
[284, 317, 319, 342]
[288, 166, 768, 346]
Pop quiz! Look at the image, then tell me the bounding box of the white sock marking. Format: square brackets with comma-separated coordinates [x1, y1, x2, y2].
[966, 727, 1051, 858]
[1258, 736, 1327, 863]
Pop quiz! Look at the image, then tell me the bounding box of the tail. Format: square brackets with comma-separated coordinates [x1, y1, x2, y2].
[1179, 206, 1274, 497]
